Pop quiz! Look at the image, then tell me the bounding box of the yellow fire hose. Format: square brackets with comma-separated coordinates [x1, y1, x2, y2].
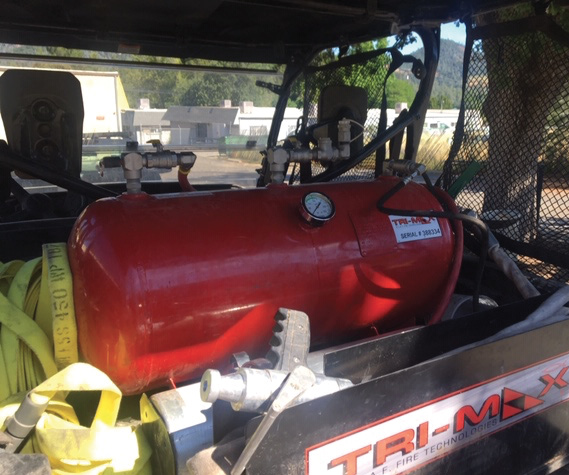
[0, 244, 151, 474]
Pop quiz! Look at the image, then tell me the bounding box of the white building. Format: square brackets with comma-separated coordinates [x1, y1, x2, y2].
[237, 102, 302, 141]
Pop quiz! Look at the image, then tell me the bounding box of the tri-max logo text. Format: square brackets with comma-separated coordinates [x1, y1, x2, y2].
[388, 215, 442, 243]
[391, 217, 434, 226]
[306, 353, 569, 475]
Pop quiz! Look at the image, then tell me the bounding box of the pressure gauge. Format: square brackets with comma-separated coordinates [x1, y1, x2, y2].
[300, 191, 335, 226]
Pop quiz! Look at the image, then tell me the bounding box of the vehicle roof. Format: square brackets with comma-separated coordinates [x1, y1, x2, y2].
[1, 1, 521, 64]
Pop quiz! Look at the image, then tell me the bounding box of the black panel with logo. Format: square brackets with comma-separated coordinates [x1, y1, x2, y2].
[244, 297, 569, 474]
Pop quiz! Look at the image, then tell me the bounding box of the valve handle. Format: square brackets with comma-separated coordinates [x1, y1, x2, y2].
[146, 139, 163, 152]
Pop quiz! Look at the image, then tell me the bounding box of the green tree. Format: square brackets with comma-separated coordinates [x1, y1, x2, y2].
[386, 77, 416, 108]
[179, 71, 276, 106]
[119, 67, 184, 108]
[0, 43, 280, 109]
[288, 39, 390, 110]
[119, 64, 278, 109]
[429, 92, 453, 109]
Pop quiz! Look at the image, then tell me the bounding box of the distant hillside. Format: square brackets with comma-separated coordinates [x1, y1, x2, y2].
[396, 39, 465, 108]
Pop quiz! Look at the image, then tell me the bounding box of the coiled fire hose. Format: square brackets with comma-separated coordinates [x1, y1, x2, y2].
[0, 244, 73, 400]
[0, 243, 151, 474]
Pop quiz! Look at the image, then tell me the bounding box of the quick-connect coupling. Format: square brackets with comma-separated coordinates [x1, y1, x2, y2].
[387, 159, 427, 184]
[200, 367, 353, 413]
[3, 392, 49, 453]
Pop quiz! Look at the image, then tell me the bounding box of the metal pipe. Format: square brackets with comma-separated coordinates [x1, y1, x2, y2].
[522, 286, 569, 324]
[489, 246, 540, 299]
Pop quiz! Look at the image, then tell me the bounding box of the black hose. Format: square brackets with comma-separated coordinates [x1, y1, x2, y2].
[376, 176, 490, 312]
[422, 172, 434, 189]
[420, 172, 487, 311]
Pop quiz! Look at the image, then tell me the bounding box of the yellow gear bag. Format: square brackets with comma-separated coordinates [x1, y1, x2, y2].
[1, 363, 152, 474]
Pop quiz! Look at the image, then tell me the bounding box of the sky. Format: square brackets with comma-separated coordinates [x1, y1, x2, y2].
[397, 21, 466, 54]
[441, 21, 466, 44]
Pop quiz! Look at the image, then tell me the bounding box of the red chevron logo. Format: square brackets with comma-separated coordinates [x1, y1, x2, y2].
[501, 387, 544, 420]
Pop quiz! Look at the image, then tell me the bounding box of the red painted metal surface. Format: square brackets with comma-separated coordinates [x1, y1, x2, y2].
[68, 178, 461, 394]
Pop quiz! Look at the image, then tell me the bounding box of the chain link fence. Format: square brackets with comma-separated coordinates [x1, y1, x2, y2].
[442, 16, 569, 288]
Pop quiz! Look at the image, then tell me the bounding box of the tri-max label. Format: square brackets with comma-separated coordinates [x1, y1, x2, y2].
[389, 215, 442, 243]
[306, 352, 569, 474]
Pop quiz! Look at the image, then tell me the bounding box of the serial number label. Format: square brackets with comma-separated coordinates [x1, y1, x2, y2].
[389, 216, 442, 243]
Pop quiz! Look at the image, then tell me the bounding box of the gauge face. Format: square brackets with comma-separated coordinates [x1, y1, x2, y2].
[300, 191, 335, 226]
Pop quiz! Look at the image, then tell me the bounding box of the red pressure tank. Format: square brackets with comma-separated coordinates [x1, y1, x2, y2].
[68, 178, 462, 394]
